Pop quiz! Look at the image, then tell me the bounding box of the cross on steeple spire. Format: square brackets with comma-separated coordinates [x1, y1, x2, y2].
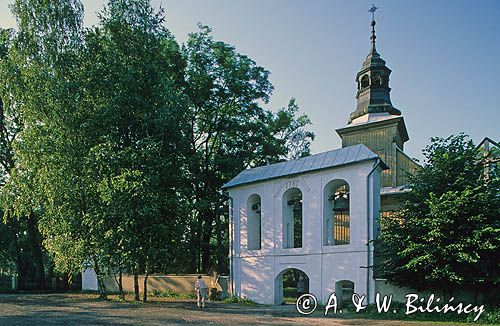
[369, 4, 379, 54]
[369, 4, 378, 21]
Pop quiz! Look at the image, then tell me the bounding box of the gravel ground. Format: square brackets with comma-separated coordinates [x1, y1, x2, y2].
[0, 293, 472, 325]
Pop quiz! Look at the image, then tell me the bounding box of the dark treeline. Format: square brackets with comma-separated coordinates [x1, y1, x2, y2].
[0, 0, 314, 300]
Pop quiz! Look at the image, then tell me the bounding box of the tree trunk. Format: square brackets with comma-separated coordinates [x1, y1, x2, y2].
[8, 219, 22, 278]
[26, 214, 46, 290]
[215, 205, 224, 272]
[112, 265, 124, 300]
[196, 214, 203, 272]
[119, 266, 124, 300]
[93, 257, 107, 299]
[67, 271, 73, 290]
[201, 214, 214, 273]
[143, 271, 149, 303]
[133, 270, 140, 301]
[448, 288, 454, 300]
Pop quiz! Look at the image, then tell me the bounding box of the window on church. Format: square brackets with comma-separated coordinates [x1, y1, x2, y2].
[247, 194, 261, 250]
[335, 280, 355, 307]
[382, 76, 389, 87]
[360, 74, 370, 88]
[282, 188, 302, 249]
[324, 180, 350, 245]
[372, 73, 381, 86]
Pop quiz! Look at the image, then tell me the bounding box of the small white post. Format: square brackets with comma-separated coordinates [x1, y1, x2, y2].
[11, 276, 18, 291]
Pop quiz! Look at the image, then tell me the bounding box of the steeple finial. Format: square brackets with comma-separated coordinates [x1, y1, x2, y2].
[368, 4, 378, 54]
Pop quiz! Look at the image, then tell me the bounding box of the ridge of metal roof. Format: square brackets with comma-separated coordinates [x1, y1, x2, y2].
[223, 144, 387, 189]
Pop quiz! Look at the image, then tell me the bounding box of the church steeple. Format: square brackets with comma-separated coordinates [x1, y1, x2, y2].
[369, 6, 377, 55]
[348, 5, 401, 124]
[337, 5, 419, 205]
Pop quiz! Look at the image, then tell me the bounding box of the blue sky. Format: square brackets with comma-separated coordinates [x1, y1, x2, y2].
[1, 0, 499, 161]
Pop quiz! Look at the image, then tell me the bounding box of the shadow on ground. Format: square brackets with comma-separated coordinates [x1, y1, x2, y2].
[0, 293, 467, 326]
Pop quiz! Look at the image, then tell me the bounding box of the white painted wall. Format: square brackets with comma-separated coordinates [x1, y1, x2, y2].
[82, 268, 99, 291]
[229, 159, 382, 304]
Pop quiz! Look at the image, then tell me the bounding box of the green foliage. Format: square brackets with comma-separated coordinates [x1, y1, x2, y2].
[478, 306, 500, 324]
[0, 28, 19, 275]
[222, 296, 259, 305]
[83, 0, 190, 288]
[1, 0, 89, 279]
[152, 289, 196, 299]
[0, 23, 51, 288]
[282, 287, 297, 304]
[379, 134, 500, 297]
[0, 0, 315, 295]
[182, 24, 314, 272]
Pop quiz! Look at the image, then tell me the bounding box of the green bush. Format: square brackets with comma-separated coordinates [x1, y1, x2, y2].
[283, 287, 297, 298]
[152, 289, 196, 299]
[222, 296, 259, 305]
[468, 306, 500, 325]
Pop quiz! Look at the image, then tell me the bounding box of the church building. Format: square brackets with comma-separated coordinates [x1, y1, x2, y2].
[335, 13, 419, 217]
[224, 10, 418, 305]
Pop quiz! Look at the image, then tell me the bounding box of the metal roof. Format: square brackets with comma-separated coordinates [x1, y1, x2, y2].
[223, 144, 387, 189]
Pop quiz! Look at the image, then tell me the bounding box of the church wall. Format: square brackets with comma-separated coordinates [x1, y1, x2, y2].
[381, 193, 408, 212]
[238, 255, 275, 304]
[340, 123, 399, 188]
[235, 249, 372, 305]
[82, 268, 98, 291]
[396, 148, 419, 186]
[321, 251, 370, 303]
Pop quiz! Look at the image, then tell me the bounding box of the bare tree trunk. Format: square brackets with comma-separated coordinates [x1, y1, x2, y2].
[196, 214, 203, 272]
[201, 224, 213, 273]
[215, 205, 224, 272]
[143, 271, 149, 303]
[93, 256, 107, 299]
[119, 266, 124, 300]
[201, 206, 215, 273]
[142, 236, 152, 303]
[8, 219, 22, 278]
[112, 265, 124, 300]
[67, 271, 73, 290]
[133, 270, 140, 301]
[26, 214, 46, 290]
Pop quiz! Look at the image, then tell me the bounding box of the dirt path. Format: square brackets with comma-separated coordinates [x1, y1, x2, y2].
[0, 293, 470, 325]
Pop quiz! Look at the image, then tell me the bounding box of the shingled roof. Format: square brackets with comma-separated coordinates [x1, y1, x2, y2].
[223, 144, 387, 189]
